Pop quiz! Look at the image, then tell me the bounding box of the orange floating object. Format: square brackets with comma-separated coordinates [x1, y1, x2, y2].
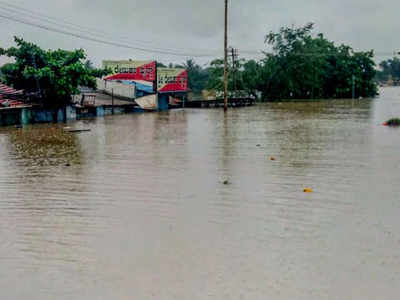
[304, 188, 313, 193]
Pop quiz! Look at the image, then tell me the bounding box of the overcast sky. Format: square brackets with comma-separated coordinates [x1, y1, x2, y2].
[0, 0, 399, 67]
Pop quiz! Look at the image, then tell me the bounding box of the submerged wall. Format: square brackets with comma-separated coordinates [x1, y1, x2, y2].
[157, 94, 169, 111]
[0, 106, 75, 126]
[96, 79, 136, 100]
[0, 108, 21, 126]
[0, 102, 155, 127]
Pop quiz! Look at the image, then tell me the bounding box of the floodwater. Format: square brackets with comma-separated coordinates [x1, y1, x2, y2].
[1, 87, 400, 300]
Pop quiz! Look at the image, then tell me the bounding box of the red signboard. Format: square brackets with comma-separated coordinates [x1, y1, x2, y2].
[103, 60, 156, 82]
[102, 61, 188, 93]
[157, 68, 188, 93]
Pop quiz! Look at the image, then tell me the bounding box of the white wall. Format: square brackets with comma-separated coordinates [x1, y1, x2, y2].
[96, 79, 136, 100]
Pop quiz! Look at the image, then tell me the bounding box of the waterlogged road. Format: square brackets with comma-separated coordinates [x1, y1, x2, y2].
[1, 87, 400, 299]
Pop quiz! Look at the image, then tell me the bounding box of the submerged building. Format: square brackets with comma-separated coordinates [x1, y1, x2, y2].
[100, 60, 188, 110]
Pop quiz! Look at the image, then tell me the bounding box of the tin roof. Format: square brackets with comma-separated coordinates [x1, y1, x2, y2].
[0, 83, 25, 107]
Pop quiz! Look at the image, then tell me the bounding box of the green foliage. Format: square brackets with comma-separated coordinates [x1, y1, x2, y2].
[84, 59, 94, 70]
[205, 58, 245, 95]
[90, 66, 112, 79]
[0, 37, 107, 107]
[84, 59, 112, 77]
[206, 58, 224, 91]
[183, 59, 209, 94]
[156, 62, 167, 68]
[204, 23, 377, 101]
[241, 60, 262, 98]
[376, 57, 400, 83]
[385, 118, 400, 126]
[261, 23, 377, 100]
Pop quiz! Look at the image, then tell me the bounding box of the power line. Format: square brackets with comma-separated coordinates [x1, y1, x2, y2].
[0, 1, 397, 60]
[239, 50, 400, 57]
[0, 12, 218, 57]
[0, 1, 125, 39]
[0, 1, 223, 56]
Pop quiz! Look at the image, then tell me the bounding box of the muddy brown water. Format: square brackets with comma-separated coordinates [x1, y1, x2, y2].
[1, 87, 400, 299]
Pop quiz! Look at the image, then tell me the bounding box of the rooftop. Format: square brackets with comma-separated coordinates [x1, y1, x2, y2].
[0, 83, 26, 108]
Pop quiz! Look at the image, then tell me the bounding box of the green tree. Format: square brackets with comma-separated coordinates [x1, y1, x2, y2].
[206, 58, 245, 95]
[0, 37, 108, 107]
[376, 57, 400, 84]
[156, 62, 167, 68]
[183, 59, 209, 94]
[206, 58, 225, 91]
[84, 59, 94, 70]
[84, 59, 112, 78]
[241, 60, 262, 98]
[261, 23, 377, 100]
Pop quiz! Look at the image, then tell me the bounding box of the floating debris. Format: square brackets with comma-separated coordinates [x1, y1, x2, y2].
[383, 118, 400, 127]
[65, 129, 91, 133]
[9, 126, 81, 167]
[303, 188, 313, 193]
[270, 157, 276, 161]
[223, 179, 230, 185]
[256, 144, 261, 147]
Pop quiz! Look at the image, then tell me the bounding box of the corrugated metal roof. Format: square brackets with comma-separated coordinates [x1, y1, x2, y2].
[0, 83, 25, 107]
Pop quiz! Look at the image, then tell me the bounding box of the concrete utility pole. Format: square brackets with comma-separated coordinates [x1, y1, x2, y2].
[112, 88, 115, 114]
[230, 47, 238, 96]
[223, 0, 228, 111]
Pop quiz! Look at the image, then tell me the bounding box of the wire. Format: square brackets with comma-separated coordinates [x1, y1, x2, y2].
[0, 1, 262, 57]
[0, 12, 220, 57]
[0, 1, 397, 59]
[0, 1, 223, 56]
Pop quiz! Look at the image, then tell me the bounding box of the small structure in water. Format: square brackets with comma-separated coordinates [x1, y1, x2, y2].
[222, 178, 230, 185]
[383, 118, 400, 127]
[101, 60, 188, 111]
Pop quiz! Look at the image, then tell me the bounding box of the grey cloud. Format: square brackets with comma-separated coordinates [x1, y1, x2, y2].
[0, 0, 399, 66]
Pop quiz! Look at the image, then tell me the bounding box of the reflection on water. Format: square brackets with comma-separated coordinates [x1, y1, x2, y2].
[5, 124, 82, 167]
[1, 87, 400, 299]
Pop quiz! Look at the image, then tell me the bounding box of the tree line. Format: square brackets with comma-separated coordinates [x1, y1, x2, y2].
[184, 23, 378, 100]
[0, 37, 110, 107]
[0, 23, 383, 107]
[376, 57, 400, 85]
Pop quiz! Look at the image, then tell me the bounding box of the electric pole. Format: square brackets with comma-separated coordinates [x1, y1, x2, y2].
[230, 47, 238, 97]
[223, 0, 228, 111]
